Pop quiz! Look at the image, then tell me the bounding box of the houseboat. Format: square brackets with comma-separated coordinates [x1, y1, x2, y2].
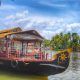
[0, 27, 71, 76]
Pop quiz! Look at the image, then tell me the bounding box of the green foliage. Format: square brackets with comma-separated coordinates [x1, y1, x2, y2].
[44, 32, 80, 51]
[72, 56, 78, 60]
[43, 39, 51, 47]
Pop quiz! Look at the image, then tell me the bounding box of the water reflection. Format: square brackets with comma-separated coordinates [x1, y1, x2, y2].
[0, 66, 48, 80]
[49, 52, 80, 80]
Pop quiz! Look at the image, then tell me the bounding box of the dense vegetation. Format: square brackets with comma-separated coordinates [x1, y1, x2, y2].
[44, 33, 80, 51]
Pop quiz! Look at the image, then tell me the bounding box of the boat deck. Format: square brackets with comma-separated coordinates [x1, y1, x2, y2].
[0, 52, 54, 62]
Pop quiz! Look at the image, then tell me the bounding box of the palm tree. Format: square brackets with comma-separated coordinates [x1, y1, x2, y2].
[51, 34, 60, 50]
[51, 32, 80, 51]
[63, 32, 72, 48]
[44, 39, 51, 47]
[72, 33, 79, 51]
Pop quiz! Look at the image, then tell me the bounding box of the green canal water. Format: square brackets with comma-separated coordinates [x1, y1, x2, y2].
[0, 64, 48, 80]
[0, 70, 48, 80]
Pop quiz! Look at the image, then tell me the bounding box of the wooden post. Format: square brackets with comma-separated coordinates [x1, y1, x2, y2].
[46, 53, 48, 60]
[40, 42, 42, 53]
[26, 42, 28, 54]
[10, 40, 13, 57]
[6, 37, 8, 58]
[22, 41, 23, 56]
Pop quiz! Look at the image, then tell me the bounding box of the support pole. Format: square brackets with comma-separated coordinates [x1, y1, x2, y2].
[6, 37, 8, 58]
[22, 41, 23, 56]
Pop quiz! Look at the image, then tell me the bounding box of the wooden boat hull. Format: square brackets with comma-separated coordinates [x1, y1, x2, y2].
[0, 49, 71, 76]
[0, 60, 67, 76]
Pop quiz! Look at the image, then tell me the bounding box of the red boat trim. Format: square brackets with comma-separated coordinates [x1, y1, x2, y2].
[0, 57, 53, 62]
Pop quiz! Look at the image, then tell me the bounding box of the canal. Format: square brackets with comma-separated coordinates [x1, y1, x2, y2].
[0, 69, 48, 80]
[0, 52, 80, 80]
[49, 52, 80, 80]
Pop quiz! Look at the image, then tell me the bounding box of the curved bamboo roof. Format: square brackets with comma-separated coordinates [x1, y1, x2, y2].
[0, 27, 44, 40]
[0, 27, 22, 34]
[0, 27, 22, 38]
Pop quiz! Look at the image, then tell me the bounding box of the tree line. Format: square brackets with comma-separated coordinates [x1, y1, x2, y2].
[44, 32, 80, 51]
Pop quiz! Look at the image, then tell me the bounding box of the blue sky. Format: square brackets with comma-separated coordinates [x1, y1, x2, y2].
[0, 0, 80, 39]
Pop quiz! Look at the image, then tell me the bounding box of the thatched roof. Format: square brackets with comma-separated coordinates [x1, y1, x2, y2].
[13, 30, 44, 41]
[0, 27, 44, 41]
[0, 27, 22, 34]
[0, 27, 22, 38]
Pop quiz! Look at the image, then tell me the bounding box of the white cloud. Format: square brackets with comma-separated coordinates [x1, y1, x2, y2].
[67, 23, 80, 28]
[0, 4, 16, 10]
[16, 10, 29, 18]
[0, 10, 80, 39]
[66, 23, 80, 33]
[38, 0, 67, 8]
[5, 15, 15, 20]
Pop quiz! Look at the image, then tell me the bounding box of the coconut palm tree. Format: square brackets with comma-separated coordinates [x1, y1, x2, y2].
[71, 33, 79, 51]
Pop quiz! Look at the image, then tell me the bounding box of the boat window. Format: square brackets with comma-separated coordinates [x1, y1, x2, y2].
[27, 43, 34, 53]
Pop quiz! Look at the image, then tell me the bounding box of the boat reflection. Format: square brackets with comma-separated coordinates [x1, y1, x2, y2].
[0, 66, 48, 80]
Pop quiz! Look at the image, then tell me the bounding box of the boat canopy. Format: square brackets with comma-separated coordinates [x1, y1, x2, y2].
[0, 27, 44, 41]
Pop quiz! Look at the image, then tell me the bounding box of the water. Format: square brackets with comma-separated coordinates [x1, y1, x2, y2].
[48, 52, 80, 80]
[0, 52, 80, 80]
[0, 70, 48, 80]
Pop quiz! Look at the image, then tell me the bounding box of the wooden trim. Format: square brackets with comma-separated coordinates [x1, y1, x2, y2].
[22, 41, 23, 55]
[6, 37, 8, 57]
[40, 42, 42, 52]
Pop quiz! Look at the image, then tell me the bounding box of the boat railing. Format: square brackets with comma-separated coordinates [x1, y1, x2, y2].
[26, 53, 49, 60]
[0, 47, 53, 61]
[8, 50, 49, 61]
[0, 51, 51, 61]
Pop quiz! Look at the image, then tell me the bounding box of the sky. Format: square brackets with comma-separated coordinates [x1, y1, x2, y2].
[0, 0, 80, 39]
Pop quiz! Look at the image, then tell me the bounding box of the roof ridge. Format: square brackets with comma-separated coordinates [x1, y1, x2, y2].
[0, 27, 22, 34]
